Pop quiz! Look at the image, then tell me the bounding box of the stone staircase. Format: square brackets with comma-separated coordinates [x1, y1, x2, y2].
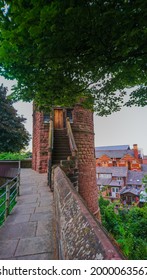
[52, 129, 71, 165]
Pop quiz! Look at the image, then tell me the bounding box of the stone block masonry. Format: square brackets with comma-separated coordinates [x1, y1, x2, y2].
[32, 103, 100, 217]
[53, 166, 124, 260]
[32, 108, 49, 173]
[71, 104, 99, 217]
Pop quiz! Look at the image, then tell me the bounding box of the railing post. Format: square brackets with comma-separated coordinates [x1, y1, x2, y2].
[17, 174, 20, 196]
[5, 184, 10, 220]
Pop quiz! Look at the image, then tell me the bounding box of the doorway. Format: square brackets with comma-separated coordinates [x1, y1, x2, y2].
[54, 109, 64, 129]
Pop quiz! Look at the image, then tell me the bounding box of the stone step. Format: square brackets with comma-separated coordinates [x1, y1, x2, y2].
[53, 128, 71, 164]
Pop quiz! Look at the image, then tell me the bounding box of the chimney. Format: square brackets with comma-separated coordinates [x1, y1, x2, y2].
[133, 144, 139, 159]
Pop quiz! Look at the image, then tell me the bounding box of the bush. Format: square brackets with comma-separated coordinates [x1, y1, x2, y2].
[0, 152, 32, 161]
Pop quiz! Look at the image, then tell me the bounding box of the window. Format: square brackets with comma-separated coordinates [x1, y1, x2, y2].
[112, 187, 119, 193]
[99, 173, 112, 179]
[66, 109, 73, 123]
[43, 114, 50, 123]
[117, 177, 122, 181]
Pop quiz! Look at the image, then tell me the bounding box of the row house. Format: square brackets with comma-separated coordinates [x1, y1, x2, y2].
[95, 144, 142, 171]
[96, 166, 147, 204]
[120, 170, 146, 204]
[96, 167, 127, 198]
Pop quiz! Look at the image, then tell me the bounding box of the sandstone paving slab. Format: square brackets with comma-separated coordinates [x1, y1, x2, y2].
[21, 189, 38, 195]
[35, 206, 52, 213]
[15, 236, 53, 256]
[39, 187, 51, 192]
[0, 169, 56, 260]
[17, 197, 38, 204]
[36, 221, 53, 237]
[0, 222, 37, 240]
[5, 213, 31, 224]
[38, 196, 53, 202]
[18, 194, 40, 200]
[16, 202, 40, 208]
[39, 201, 54, 207]
[10, 252, 54, 260]
[12, 206, 35, 215]
[39, 196, 53, 202]
[30, 212, 53, 222]
[0, 240, 19, 259]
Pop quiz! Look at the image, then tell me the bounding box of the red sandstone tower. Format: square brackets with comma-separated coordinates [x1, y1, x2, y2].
[32, 104, 99, 217]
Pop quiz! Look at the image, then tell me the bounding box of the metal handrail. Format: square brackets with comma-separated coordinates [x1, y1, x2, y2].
[0, 172, 20, 225]
[66, 117, 78, 157]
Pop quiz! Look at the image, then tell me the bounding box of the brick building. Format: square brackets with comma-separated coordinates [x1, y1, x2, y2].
[96, 145, 147, 203]
[95, 144, 142, 170]
[32, 104, 99, 216]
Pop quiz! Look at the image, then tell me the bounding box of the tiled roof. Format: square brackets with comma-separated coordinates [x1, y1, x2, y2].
[120, 186, 141, 196]
[97, 178, 111, 186]
[109, 179, 124, 187]
[141, 164, 147, 172]
[97, 178, 123, 187]
[95, 150, 134, 159]
[127, 170, 145, 186]
[95, 145, 130, 151]
[96, 166, 128, 177]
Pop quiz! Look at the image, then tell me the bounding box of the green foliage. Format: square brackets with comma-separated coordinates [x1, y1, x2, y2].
[99, 196, 147, 259]
[142, 175, 147, 187]
[0, 84, 30, 152]
[99, 195, 110, 215]
[0, 184, 17, 226]
[0, 152, 31, 160]
[0, 1, 147, 115]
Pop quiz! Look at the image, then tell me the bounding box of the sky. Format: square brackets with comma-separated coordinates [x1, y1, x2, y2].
[1, 76, 147, 154]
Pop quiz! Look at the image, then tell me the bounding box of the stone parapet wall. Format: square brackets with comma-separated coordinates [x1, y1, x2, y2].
[53, 166, 123, 260]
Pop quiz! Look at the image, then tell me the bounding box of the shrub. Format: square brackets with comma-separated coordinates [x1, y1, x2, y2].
[0, 152, 32, 160]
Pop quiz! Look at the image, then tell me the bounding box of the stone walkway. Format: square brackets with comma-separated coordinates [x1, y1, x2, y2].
[0, 169, 57, 260]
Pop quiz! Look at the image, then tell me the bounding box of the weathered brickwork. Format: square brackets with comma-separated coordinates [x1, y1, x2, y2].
[32, 109, 49, 173]
[54, 166, 123, 260]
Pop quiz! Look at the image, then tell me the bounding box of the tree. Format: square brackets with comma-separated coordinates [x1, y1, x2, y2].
[99, 196, 147, 259]
[0, 84, 30, 152]
[0, 1, 147, 115]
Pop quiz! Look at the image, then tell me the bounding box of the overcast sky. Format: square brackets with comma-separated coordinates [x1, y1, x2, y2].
[1, 76, 147, 154]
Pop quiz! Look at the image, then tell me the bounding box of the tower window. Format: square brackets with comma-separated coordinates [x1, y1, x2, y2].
[43, 114, 50, 123]
[67, 109, 73, 123]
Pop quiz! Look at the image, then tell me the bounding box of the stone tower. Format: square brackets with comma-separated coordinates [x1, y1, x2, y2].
[32, 104, 99, 217]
